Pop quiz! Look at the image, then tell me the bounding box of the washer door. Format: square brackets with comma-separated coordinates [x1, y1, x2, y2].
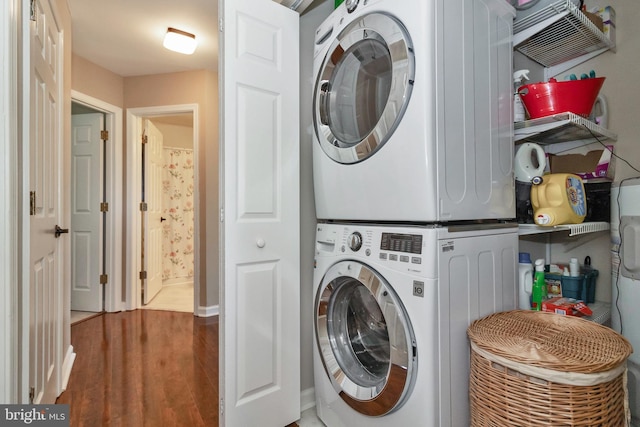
[313, 12, 414, 164]
[315, 260, 417, 416]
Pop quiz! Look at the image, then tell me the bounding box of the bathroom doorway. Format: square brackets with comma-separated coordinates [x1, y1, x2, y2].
[124, 104, 200, 315]
[140, 113, 195, 313]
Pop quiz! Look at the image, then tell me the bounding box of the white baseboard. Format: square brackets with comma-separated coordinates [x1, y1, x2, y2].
[60, 345, 76, 392]
[196, 305, 219, 317]
[300, 387, 316, 412]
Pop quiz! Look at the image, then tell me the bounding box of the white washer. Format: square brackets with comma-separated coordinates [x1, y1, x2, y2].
[313, 222, 517, 426]
[311, 0, 515, 222]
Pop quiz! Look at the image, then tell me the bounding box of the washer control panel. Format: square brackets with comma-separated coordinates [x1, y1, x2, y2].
[325, 225, 425, 269]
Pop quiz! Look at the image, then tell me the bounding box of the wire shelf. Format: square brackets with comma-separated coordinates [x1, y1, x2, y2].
[514, 112, 617, 144]
[513, 0, 614, 68]
[518, 221, 610, 236]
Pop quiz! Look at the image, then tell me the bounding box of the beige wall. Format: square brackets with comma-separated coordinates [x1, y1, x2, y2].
[153, 122, 193, 150]
[71, 54, 124, 108]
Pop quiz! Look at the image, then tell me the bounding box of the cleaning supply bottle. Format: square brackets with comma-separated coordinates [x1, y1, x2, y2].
[513, 69, 530, 122]
[531, 259, 546, 311]
[518, 253, 534, 310]
[530, 173, 587, 226]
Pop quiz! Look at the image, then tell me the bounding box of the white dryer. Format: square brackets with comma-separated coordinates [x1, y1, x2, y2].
[611, 177, 640, 425]
[313, 222, 517, 426]
[312, 0, 515, 222]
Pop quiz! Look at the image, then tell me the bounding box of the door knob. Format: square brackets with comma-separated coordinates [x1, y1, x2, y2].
[54, 225, 69, 238]
[256, 238, 266, 248]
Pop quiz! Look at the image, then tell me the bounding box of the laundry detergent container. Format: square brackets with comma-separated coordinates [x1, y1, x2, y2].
[467, 310, 633, 426]
[518, 77, 605, 119]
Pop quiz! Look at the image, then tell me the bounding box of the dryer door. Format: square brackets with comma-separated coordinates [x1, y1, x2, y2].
[315, 260, 417, 416]
[313, 12, 414, 164]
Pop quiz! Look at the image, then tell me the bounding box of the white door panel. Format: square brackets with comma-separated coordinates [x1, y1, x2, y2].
[220, 0, 300, 425]
[143, 119, 163, 304]
[71, 113, 103, 312]
[29, 0, 63, 404]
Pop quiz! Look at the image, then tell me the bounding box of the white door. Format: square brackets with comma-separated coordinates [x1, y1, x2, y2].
[219, 0, 300, 425]
[29, 0, 64, 404]
[70, 113, 103, 312]
[142, 119, 164, 304]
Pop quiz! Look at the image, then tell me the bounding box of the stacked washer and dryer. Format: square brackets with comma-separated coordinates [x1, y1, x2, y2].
[310, 0, 518, 426]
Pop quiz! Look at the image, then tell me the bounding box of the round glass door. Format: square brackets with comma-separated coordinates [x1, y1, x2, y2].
[315, 261, 417, 416]
[313, 12, 415, 164]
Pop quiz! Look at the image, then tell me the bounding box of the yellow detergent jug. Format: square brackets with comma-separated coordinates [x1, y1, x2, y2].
[530, 173, 587, 226]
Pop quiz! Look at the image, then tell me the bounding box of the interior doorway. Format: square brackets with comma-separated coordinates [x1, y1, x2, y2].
[125, 104, 200, 315]
[70, 91, 123, 319]
[139, 114, 195, 313]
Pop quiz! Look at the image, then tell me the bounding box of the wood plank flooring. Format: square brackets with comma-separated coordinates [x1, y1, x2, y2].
[57, 310, 299, 426]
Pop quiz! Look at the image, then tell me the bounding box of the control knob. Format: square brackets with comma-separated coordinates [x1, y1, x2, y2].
[345, 0, 359, 13]
[347, 232, 363, 252]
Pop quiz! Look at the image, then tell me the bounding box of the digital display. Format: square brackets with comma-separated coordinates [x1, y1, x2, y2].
[380, 233, 422, 254]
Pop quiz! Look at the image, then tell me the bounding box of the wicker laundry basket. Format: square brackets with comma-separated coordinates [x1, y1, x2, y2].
[467, 310, 633, 427]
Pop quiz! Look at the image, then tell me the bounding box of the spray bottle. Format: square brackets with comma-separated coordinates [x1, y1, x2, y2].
[513, 69, 530, 122]
[531, 259, 547, 311]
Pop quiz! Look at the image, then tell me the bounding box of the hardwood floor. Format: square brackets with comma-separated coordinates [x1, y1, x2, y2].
[57, 310, 300, 427]
[57, 310, 218, 426]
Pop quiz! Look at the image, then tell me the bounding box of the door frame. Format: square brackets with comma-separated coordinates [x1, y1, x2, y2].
[125, 105, 200, 313]
[1, 0, 22, 404]
[71, 90, 123, 313]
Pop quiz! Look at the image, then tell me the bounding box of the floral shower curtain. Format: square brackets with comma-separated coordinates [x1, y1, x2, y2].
[162, 148, 194, 280]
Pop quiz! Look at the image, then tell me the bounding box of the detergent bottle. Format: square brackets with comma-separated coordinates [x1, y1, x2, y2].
[531, 259, 546, 311]
[518, 252, 534, 310]
[530, 173, 587, 226]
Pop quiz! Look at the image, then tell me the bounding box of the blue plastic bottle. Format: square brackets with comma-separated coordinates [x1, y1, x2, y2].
[531, 259, 547, 311]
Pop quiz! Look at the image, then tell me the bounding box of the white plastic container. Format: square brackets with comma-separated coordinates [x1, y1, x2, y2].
[518, 252, 534, 310]
[569, 257, 580, 277]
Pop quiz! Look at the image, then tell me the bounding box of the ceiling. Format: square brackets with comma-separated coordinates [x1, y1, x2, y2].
[68, 0, 219, 77]
[67, 0, 325, 78]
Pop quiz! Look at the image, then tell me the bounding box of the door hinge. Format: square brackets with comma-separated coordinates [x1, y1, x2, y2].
[219, 18, 224, 33]
[29, 387, 35, 404]
[30, 191, 36, 215]
[101, 130, 109, 141]
[100, 274, 108, 285]
[30, 0, 36, 21]
[139, 271, 147, 280]
[100, 202, 109, 212]
[220, 207, 224, 223]
[140, 202, 148, 212]
[142, 135, 148, 144]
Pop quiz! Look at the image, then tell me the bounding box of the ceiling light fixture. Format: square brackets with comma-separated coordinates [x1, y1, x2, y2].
[163, 27, 197, 55]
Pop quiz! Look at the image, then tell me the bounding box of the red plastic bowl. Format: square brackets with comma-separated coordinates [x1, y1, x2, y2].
[518, 77, 605, 119]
